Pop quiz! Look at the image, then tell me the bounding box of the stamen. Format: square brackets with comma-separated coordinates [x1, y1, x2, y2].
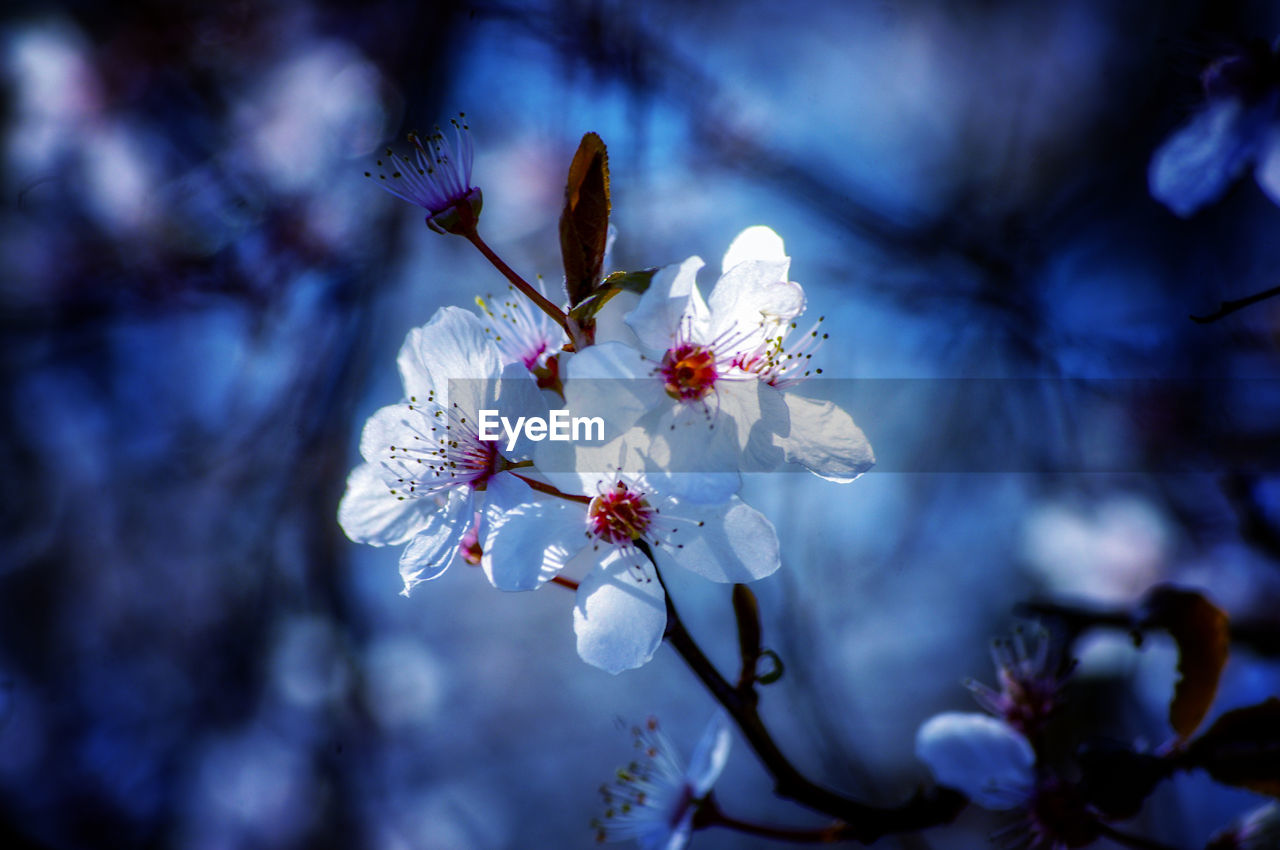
[734, 315, 827, 387]
[366, 114, 479, 218]
[660, 343, 718, 401]
[475, 280, 565, 370]
[588, 482, 656, 545]
[381, 396, 502, 498]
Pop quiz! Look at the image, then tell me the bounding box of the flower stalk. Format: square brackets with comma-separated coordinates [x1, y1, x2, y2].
[456, 211, 574, 341]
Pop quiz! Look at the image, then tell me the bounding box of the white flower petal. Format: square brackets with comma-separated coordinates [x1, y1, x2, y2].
[573, 552, 666, 674]
[644, 468, 742, 505]
[775, 393, 875, 482]
[564, 341, 664, 425]
[667, 497, 781, 583]
[644, 406, 744, 504]
[397, 306, 503, 404]
[721, 380, 788, 473]
[721, 225, 787, 272]
[640, 820, 691, 850]
[537, 426, 658, 501]
[686, 711, 732, 796]
[707, 261, 802, 344]
[915, 712, 1035, 810]
[564, 341, 653, 383]
[625, 256, 706, 351]
[640, 378, 781, 499]
[1149, 98, 1257, 218]
[592, 290, 643, 346]
[487, 362, 557, 461]
[358, 402, 417, 465]
[1253, 124, 1280, 207]
[337, 462, 435, 546]
[480, 474, 582, 590]
[398, 490, 472, 594]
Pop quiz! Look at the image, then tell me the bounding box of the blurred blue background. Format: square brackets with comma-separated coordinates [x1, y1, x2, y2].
[2, 1, 1280, 848]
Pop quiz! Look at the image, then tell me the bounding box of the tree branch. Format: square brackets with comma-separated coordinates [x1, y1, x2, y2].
[1017, 598, 1280, 657]
[1190, 284, 1280, 324]
[455, 207, 572, 337]
[642, 544, 966, 842]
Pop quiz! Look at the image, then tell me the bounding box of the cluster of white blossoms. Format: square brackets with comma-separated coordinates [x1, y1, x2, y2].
[341, 131, 873, 674]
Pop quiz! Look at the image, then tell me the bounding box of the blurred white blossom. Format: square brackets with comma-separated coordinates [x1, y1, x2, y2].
[915, 711, 1035, 810]
[1021, 495, 1170, 606]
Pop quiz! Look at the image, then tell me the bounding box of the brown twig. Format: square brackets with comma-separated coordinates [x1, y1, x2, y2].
[1190, 284, 1280, 324]
[549, 575, 579, 591]
[509, 471, 591, 504]
[640, 542, 966, 842]
[455, 206, 571, 336]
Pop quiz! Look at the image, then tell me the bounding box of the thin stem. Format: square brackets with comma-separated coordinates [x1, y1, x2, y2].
[511, 471, 591, 504]
[641, 543, 966, 841]
[1190, 283, 1280, 323]
[700, 795, 848, 844]
[460, 221, 571, 336]
[550, 575, 579, 591]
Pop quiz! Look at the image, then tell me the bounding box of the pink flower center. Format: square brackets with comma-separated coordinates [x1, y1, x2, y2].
[661, 343, 718, 401]
[588, 483, 654, 544]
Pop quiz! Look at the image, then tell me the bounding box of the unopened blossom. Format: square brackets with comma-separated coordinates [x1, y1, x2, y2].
[593, 713, 732, 850]
[367, 115, 483, 234]
[338, 307, 546, 594]
[1150, 40, 1280, 217]
[478, 460, 780, 673]
[563, 226, 872, 501]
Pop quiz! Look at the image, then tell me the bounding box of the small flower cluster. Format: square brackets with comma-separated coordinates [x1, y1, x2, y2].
[340, 122, 873, 673]
[916, 626, 1098, 850]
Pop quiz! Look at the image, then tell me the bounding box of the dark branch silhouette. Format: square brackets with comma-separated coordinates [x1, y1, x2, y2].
[1191, 283, 1280, 323]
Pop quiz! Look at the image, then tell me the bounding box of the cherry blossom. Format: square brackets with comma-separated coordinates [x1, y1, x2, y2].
[478, 462, 780, 673]
[367, 115, 483, 233]
[563, 227, 872, 502]
[593, 713, 732, 850]
[338, 307, 546, 594]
